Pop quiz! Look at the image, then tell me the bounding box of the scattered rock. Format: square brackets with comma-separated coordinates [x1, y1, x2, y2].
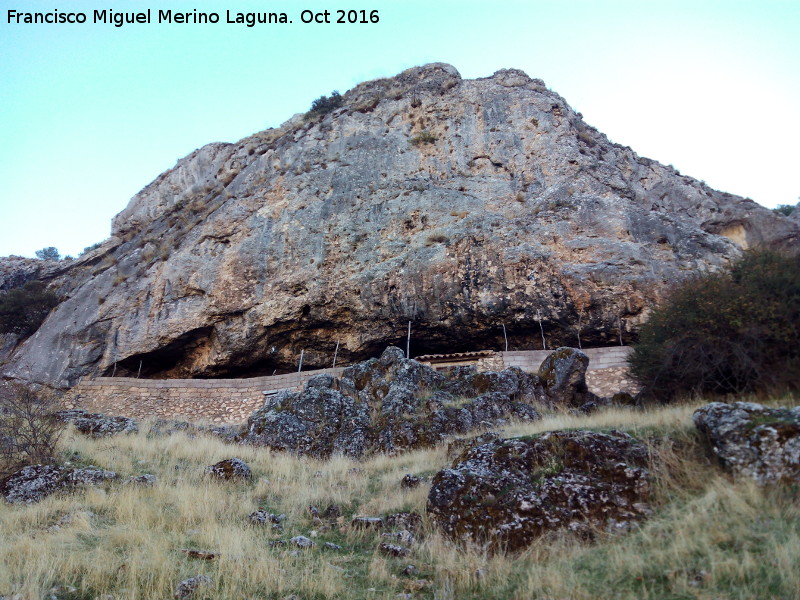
[67, 467, 118, 486]
[1, 464, 118, 504]
[204, 458, 252, 481]
[54, 410, 138, 437]
[379, 542, 412, 557]
[47, 511, 95, 532]
[322, 503, 341, 520]
[351, 516, 384, 529]
[401, 565, 417, 577]
[400, 474, 422, 489]
[382, 530, 415, 546]
[147, 419, 199, 437]
[248, 510, 285, 527]
[48, 584, 77, 598]
[174, 575, 212, 599]
[289, 535, 314, 549]
[180, 549, 219, 560]
[427, 430, 652, 551]
[123, 474, 156, 486]
[322, 542, 343, 551]
[385, 512, 423, 533]
[693, 402, 800, 485]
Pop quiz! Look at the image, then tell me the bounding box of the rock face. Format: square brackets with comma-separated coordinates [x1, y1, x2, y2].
[427, 430, 652, 551]
[3, 63, 799, 388]
[1, 464, 118, 504]
[238, 346, 542, 458]
[693, 402, 800, 485]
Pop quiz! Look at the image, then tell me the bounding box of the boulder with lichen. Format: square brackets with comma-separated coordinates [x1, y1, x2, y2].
[427, 430, 652, 551]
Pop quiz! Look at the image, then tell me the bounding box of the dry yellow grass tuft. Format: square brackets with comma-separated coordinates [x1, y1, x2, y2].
[0, 395, 797, 599]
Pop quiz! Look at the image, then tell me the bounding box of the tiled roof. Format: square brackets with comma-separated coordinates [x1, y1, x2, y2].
[415, 350, 496, 361]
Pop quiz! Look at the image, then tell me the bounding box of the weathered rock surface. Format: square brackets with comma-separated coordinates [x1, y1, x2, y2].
[204, 458, 252, 481]
[55, 409, 139, 437]
[238, 346, 541, 458]
[1, 464, 118, 504]
[123, 473, 156, 486]
[427, 430, 652, 551]
[4, 63, 799, 388]
[693, 402, 800, 485]
[248, 510, 285, 528]
[174, 575, 211, 599]
[537, 346, 600, 409]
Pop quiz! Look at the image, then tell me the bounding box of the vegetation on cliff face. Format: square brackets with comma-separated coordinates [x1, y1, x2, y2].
[629, 250, 800, 401]
[0, 280, 59, 337]
[0, 398, 798, 599]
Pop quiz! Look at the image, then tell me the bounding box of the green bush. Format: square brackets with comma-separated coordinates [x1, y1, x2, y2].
[772, 204, 796, 217]
[305, 90, 343, 119]
[629, 250, 800, 401]
[35, 247, 60, 261]
[0, 281, 60, 337]
[409, 130, 437, 146]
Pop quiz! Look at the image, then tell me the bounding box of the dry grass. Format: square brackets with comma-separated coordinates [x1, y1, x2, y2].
[0, 396, 798, 599]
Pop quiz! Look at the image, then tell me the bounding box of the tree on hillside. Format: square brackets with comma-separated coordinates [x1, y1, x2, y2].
[0, 281, 60, 337]
[34, 247, 60, 261]
[629, 249, 800, 401]
[305, 91, 343, 119]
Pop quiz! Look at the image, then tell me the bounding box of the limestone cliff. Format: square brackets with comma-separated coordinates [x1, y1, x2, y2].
[3, 63, 798, 387]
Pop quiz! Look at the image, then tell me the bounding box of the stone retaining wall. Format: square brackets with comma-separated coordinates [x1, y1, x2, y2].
[65, 347, 634, 425]
[499, 346, 632, 372]
[65, 367, 344, 424]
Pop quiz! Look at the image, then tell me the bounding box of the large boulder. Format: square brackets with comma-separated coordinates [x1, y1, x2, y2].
[693, 402, 800, 485]
[238, 346, 543, 458]
[204, 458, 252, 481]
[55, 409, 139, 437]
[538, 347, 598, 408]
[427, 430, 652, 551]
[1, 464, 118, 504]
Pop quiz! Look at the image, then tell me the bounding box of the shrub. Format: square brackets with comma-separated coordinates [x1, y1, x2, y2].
[0, 383, 64, 479]
[425, 233, 448, 246]
[0, 281, 60, 337]
[81, 242, 103, 255]
[35, 246, 60, 261]
[772, 204, 796, 217]
[629, 250, 800, 401]
[305, 90, 343, 119]
[409, 130, 437, 146]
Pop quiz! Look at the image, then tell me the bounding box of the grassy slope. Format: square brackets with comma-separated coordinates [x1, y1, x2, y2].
[0, 396, 798, 600]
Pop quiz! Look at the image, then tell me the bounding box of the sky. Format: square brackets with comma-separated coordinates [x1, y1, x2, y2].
[1, 0, 798, 258]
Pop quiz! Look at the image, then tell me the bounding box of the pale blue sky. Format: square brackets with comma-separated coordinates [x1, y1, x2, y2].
[1, 0, 798, 257]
